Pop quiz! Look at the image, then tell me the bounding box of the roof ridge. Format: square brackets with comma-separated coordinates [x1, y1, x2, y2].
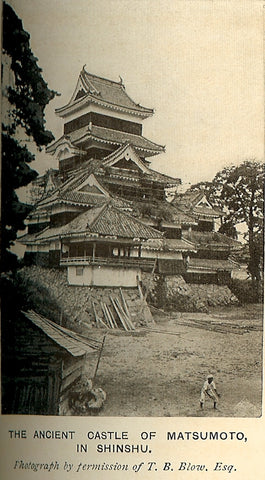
[82, 69, 154, 113]
[82, 92, 152, 113]
[118, 83, 154, 113]
[102, 143, 130, 162]
[80, 69, 101, 95]
[87, 202, 110, 230]
[82, 67, 125, 87]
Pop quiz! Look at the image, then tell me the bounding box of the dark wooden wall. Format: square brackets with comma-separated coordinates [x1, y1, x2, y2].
[64, 112, 142, 136]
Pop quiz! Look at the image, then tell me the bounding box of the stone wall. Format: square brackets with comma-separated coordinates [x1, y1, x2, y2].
[18, 267, 239, 325]
[141, 272, 238, 312]
[18, 266, 153, 330]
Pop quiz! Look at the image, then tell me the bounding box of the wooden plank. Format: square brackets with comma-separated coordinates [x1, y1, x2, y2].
[93, 335, 106, 381]
[115, 298, 130, 328]
[115, 298, 132, 330]
[120, 289, 135, 330]
[104, 303, 115, 329]
[91, 301, 100, 328]
[101, 301, 113, 328]
[98, 316, 110, 329]
[136, 259, 157, 325]
[31, 310, 100, 349]
[87, 308, 109, 329]
[100, 301, 110, 328]
[63, 358, 84, 379]
[120, 288, 130, 318]
[143, 301, 155, 325]
[105, 304, 118, 329]
[61, 366, 83, 392]
[110, 296, 128, 331]
[137, 275, 144, 299]
[115, 298, 135, 330]
[109, 295, 122, 329]
[141, 327, 181, 337]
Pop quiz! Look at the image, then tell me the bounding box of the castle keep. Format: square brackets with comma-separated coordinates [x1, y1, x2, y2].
[20, 68, 240, 288]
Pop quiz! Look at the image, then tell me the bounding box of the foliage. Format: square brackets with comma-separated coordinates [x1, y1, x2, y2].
[218, 221, 238, 239]
[15, 269, 66, 324]
[137, 200, 174, 224]
[211, 162, 264, 288]
[229, 278, 263, 304]
[191, 161, 264, 294]
[213, 161, 264, 285]
[189, 181, 216, 199]
[2, 2, 56, 144]
[1, 134, 37, 271]
[1, 2, 57, 271]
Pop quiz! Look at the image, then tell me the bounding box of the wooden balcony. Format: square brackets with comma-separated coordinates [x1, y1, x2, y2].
[60, 255, 155, 269]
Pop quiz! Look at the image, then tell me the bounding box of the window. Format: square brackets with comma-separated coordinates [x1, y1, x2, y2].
[76, 266, 84, 276]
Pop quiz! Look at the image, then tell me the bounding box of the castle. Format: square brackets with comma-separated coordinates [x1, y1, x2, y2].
[20, 67, 240, 288]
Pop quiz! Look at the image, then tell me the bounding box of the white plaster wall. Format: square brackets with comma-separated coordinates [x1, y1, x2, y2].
[68, 265, 141, 287]
[37, 244, 50, 253]
[50, 240, 61, 250]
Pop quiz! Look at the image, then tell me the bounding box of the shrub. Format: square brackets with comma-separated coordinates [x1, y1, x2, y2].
[229, 278, 263, 304]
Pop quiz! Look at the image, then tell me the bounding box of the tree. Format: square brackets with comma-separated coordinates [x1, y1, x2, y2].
[211, 161, 264, 290]
[189, 180, 215, 196]
[1, 3, 58, 413]
[1, 2, 57, 272]
[189, 181, 238, 238]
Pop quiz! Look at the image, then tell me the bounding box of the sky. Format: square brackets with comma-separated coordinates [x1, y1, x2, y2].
[8, 0, 264, 185]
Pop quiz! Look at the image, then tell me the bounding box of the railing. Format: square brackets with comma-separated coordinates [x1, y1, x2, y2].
[60, 255, 155, 269]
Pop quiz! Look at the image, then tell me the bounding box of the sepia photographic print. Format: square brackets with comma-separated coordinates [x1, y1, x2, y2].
[0, 0, 264, 477]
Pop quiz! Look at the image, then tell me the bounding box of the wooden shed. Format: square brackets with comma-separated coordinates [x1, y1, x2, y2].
[3, 310, 101, 415]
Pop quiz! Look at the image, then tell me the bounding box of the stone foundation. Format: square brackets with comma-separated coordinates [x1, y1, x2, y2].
[141, 272, 238, 312]
[18, 267, 239, 324]
[18, 266, 153, 329]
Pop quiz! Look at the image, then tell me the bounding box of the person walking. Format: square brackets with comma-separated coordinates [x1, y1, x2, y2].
[200, 374, 220, 410]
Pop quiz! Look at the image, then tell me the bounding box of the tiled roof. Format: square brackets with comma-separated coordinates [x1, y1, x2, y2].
[142, 238, 196, 252]
[19, 226, 66, 244]
[169, 206, 197, 225]
[177, 190, 204, 206]
[182, 231, 241, 248]
[66, 158, 103, 179]
[74, 125, 165, 155]
[56, 68, 154, 118]
[121, 199, 196, 227]
[22, 310, 100, 356]
[31, 226, 67, 242]
[59, 191, 107, 206]
[192, 206, 224, 217]
[47, 126, 164, 157]
[18, 231, 40, 244]
[102, 143, 177, 182]
[187, 258, 235, 272]
[143, 168, 180, 184]
[60, 203, 163, 240]
[32, 162, 109, 212]
[81, 70, 153, 113]
[173, 190, 223, 217]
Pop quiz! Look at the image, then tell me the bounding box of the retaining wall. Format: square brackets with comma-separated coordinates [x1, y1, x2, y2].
[141, 271, 238, 312]
[18, 266, 153, 330]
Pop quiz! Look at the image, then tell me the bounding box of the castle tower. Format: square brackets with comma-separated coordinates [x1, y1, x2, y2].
[47, 67, 165, 178]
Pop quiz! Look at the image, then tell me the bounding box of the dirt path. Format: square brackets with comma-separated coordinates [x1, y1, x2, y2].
[84, 304, 263, 417]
